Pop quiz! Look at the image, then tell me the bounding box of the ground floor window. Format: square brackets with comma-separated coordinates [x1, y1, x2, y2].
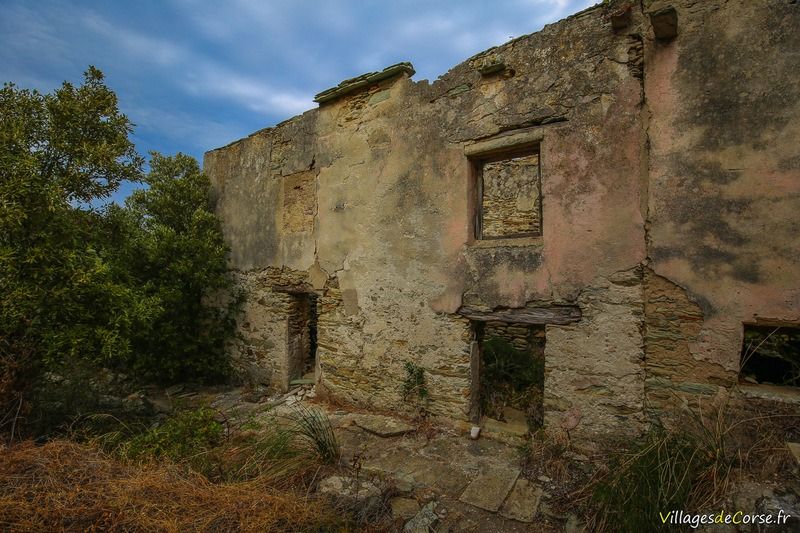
[740, 324, 800, 388]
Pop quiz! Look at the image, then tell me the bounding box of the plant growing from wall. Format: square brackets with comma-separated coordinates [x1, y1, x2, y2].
[401, 361, 429, 402]
[401, 361, 429, 419]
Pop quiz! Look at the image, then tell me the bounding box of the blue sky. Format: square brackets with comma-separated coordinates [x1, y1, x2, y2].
[1, 0, 595, 201]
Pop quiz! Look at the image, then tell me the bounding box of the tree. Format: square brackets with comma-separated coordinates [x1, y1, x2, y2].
[111, 153, 238, 382]
[2, 69, 139, 355]
[1, 68, 237, 438]
[0, 67, 146, 435]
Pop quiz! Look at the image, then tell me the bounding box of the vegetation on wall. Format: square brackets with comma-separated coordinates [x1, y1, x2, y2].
[0, 67, 239, 439]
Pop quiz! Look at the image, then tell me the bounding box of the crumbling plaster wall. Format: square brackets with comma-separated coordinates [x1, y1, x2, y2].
[643, 0, 800, 406]
[204, 0, 800, 438]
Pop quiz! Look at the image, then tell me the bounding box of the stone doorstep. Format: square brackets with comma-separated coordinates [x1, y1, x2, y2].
[483, 406, 529, 437]
[458, 467, 520, 513]
[351, 413, 416, 437]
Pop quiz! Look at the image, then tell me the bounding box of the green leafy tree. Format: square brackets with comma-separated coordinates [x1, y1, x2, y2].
[111, 153, 239, 382]
[1, 68, 238, 438]
[0, 67, 143, 434]
[1, 68, 144, 419]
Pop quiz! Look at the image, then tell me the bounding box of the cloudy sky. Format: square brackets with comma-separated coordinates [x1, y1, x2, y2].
[1, 0, 595, 200]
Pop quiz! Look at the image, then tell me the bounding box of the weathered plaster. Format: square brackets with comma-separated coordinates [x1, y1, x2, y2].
[205, 0, 800, 439]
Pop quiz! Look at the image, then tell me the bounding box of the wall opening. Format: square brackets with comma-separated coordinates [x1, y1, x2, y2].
[471, 321, 545, 432]
[287, 292, 319, 384]
[472, 146, 541, 240]
[740, 324, 800, 388]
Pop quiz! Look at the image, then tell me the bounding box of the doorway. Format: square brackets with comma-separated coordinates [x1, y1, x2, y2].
[287, 292, 318, 385]
[471, 321, 546, 432]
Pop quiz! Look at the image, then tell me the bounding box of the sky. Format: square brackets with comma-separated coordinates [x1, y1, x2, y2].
[1, 0, 595, 202]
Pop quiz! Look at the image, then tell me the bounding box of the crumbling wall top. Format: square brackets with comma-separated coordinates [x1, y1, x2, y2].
[313, 61, 415, 104]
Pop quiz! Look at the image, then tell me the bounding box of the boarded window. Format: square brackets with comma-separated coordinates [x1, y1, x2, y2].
[477, 150, 541, 239]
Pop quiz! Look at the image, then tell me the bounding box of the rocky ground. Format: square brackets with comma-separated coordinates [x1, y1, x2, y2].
[120, 382, 800, 533]
[164, 383, 587, 532]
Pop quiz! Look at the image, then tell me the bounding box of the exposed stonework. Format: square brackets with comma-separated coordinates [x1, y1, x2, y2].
[206, 0, 800, 441]
[480, 153, 541, 238]
[643, 268, 733, 412]
[483, 322, 544, 355]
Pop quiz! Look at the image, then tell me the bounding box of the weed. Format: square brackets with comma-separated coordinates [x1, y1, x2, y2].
[401, 361, 428, 402]
[519, 428, 572, 483]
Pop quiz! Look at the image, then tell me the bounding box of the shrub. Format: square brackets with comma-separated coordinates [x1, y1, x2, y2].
[401, 361, 428, 402]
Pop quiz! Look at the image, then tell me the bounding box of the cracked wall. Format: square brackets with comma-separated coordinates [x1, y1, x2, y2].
[205, 0, 800, 440]
[644, 0, 800, 402]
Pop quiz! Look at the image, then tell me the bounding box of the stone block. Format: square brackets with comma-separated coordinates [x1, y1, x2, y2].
[499, 478, 543, 523]
[458, 467, 520, 512]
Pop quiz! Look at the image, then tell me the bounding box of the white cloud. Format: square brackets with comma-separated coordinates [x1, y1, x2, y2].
[79, 10, 311, 117]
[127, 104, 245, 151]
[182, 62, 312, 116]
[81, 12, 186, 67]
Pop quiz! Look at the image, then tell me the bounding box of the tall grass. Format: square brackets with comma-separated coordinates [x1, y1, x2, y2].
[0, 440, 349, 532]
[230, 404, 340, 481]
[587, 389, 798, 532]
[591, 428, 717, 532]
[80, 404, 340, 484]
[283, 403, 340, 464]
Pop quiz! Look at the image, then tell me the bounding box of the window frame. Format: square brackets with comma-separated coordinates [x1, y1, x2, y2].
[470, 143, 542, 241]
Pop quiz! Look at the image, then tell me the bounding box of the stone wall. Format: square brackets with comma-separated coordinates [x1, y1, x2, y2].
[227, 267, 313, 392]
[482, 322, 544, 355]
[206, 0, 800, 441]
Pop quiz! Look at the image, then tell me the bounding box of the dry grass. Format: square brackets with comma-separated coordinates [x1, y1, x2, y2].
[0, 439, 352, 532]
[520, 428, 573, 484]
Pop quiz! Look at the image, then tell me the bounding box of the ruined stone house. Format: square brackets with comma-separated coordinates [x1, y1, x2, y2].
[204, 0, 800, 441]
